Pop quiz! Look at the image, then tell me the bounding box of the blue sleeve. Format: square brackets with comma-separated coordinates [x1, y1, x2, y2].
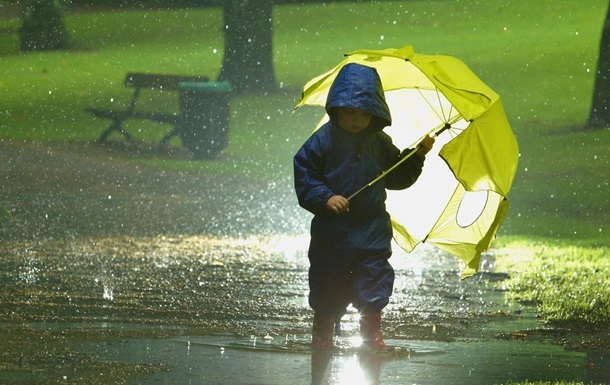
[377, 132, 425, 190]
[293, 133, 335, 216]
[385, 149, 424, 190]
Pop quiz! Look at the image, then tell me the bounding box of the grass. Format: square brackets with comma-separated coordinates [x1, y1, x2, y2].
[496, 239, 610, 325]
[1, 0, 609, 327]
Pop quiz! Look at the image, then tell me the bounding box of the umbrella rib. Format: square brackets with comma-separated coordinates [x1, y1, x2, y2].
[435, 88, 449, 122]
[416, 87, 447, 126]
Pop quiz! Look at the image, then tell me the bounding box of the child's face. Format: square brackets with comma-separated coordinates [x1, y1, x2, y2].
[336, 107, 372, 133]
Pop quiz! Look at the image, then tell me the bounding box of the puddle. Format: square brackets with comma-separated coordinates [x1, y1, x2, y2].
[74, 335, 608, 385]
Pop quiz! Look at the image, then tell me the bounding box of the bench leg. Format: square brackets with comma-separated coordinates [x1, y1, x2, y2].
[158, 129, 179, 152]
[97, 120, 133, 144]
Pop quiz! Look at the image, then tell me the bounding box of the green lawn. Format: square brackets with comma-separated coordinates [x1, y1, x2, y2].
[1, 0, 609, 326]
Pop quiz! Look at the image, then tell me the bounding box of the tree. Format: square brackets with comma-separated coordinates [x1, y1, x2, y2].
[586, 1, 610, 129]
[218, 0, 277, 94]
[19, 0, 71, 52]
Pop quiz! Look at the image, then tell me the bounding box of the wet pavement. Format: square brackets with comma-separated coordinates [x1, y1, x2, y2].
[2, 235, 609, 384]
[1, 141, 609, 384]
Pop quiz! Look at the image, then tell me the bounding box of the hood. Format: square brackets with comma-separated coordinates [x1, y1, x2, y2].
[325, 63, 392, 132]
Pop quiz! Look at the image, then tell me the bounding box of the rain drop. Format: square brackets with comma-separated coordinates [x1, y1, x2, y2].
[103, 283, 113, 301]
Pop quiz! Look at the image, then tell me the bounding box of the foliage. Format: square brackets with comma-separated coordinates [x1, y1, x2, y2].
[18, 0, 71, 52]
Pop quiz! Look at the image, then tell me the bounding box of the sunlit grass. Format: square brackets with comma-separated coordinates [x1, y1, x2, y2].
[495, 239, 610, 326]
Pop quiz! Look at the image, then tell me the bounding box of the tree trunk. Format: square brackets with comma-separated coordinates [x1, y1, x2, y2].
[586, 2, 610, 129]
[19, 0, 71, 52]
[218, 0, 277, 94]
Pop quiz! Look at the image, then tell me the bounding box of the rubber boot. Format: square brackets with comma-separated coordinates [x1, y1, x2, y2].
[311, 312, 335, 349]
[359, 312, 395, 353]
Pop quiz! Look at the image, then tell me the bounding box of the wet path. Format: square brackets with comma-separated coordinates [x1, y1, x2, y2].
[2, 234, 609, 384]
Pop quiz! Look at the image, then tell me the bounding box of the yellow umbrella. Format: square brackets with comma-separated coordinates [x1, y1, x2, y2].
[295, 46, 519, 278]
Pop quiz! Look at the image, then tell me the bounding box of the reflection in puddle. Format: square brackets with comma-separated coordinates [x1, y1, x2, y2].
[73, 335, 608, 385]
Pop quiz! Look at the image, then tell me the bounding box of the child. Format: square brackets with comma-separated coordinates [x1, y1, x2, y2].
[294, 63, 434, 352]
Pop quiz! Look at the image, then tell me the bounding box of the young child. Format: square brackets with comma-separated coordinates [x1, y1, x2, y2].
[294, 63, 434, 352]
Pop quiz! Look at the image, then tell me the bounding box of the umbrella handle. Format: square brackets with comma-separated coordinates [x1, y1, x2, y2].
[347, 147, 419, 201]
[435, 122, 452, 137]
[347, 123, 451, 202]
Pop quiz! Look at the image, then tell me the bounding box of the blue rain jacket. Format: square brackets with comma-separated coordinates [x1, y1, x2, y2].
[294, 63, 425, 316]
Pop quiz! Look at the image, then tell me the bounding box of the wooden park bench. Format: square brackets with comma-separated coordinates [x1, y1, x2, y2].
[86, 72, 210, 149]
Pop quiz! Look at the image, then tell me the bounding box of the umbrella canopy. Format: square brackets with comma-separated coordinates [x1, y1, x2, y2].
[295, 46, 519, 278]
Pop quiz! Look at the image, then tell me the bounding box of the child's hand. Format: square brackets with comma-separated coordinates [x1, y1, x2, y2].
[417, 135, 435, 157]
[326, 195, 350, 214]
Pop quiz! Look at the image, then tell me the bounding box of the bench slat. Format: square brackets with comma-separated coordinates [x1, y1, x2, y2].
[86, 107, 180, 124]
[124, 73, 210, 90]
[88, 72, 212, 152]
